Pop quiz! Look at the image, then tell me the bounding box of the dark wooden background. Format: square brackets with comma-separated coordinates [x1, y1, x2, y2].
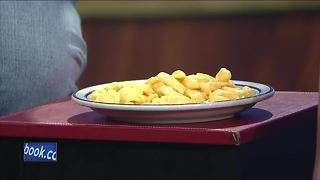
[77, 12, 319, 92]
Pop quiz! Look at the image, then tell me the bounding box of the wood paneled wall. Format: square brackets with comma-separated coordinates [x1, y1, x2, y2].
[77, 12, 319, 92]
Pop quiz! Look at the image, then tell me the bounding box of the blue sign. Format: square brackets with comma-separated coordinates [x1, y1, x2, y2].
[24, 143, 57, 162]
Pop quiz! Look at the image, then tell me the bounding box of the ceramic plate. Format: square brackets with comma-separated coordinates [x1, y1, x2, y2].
[72, 80, 274, 124]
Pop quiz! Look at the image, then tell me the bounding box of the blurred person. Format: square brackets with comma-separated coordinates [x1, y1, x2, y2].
[0, 1, 87, 115]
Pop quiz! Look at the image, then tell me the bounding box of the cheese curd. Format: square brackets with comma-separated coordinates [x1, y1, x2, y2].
[89, 68, 256, 104]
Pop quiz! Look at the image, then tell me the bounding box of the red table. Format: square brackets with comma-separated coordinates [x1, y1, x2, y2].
[0, 91, 317, 180]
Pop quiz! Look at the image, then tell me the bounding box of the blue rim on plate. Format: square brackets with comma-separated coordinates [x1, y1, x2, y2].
[72, 80, 274, 112]
[72, 80, 274, 124]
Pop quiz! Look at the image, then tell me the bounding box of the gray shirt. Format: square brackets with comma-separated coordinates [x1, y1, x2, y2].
[0, 1, 87, 115]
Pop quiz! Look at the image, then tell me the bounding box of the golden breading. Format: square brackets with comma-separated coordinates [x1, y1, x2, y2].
[142, 84, 155, 96]
[172, 70, 186, 80]
[105, 82, 122, 91]
[209, 94, 230, 102]
[185, 89, 207, 103]
[211, 89, 240, 100]
[146, 93, 159, 103]
[90, 89, 106, 100]
[196, 73, 215, 80]
[155, 85, 183, 97]
[156, 72, 186, 94]
[150, 82, 165, 93]
[181, 75, 200, 90]
[242, 86, 257, 97]
[159, 95, 191, 104]
[215, 68, 231, 82]
[197, 78, 211, 95]
[118, 87, 143, 104]
[95, 90, 120, 104]
[89, 68, 257, 104]
[146, 76, 160, 84]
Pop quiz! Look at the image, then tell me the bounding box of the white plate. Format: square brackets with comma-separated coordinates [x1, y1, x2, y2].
[72, 80, 274, 124]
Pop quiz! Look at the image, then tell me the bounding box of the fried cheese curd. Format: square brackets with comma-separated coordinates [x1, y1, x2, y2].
[90, 68, 256, 104]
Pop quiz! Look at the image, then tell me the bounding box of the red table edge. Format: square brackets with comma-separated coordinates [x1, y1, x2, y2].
[0, 92, 317, 146]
